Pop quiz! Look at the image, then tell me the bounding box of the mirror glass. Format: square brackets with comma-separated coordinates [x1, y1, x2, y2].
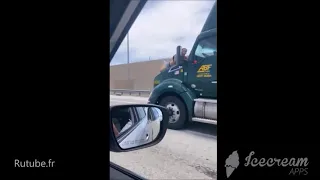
[111, 106, 163, 149]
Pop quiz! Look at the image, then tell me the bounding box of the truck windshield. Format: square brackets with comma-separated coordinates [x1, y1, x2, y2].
[195, 36, 216, 58]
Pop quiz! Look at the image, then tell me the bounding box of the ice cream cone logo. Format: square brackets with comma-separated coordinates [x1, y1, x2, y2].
[225, 150, 240, 178]
[226, 166, 235, 178]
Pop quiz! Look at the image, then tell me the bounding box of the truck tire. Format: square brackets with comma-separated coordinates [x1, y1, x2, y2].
[159, 96, 187, 129]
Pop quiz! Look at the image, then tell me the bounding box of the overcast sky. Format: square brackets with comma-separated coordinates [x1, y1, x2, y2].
[111, 0, 215, 66]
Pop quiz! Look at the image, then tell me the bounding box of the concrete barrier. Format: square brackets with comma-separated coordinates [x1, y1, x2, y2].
[110, 89, 151, 97]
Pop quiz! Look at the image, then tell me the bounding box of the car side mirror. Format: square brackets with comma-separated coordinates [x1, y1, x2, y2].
[110, 104, 169, 152]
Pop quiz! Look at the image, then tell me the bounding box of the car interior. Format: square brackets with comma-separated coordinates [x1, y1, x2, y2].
[110, 0, 148, 179]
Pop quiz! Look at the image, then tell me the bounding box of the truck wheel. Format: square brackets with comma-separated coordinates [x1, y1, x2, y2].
[160, 96, 187, 130]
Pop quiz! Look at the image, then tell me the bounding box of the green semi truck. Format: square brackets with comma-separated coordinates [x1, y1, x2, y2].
[148, 2, 217, 129]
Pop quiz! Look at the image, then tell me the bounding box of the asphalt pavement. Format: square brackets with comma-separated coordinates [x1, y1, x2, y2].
[110, 95, 217, 179]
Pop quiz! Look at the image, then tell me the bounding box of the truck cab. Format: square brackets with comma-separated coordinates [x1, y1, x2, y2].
[148, 2, 217, 129]
[155, 30, 216, 98]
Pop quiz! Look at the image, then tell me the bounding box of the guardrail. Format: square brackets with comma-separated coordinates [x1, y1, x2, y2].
[110, 89, 151, 96]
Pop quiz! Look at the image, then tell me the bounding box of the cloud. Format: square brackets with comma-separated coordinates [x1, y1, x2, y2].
[111, 0, 215, 65]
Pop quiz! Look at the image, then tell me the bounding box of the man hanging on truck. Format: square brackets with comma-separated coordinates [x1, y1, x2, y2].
[170, 47, 188, 66]
[160, 47, 188, 71]
[172, 47, 188, 64]
[181, 48, 188, 61]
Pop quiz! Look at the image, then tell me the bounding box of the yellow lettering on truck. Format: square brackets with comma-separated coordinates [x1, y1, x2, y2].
[197, 64, 212, 73]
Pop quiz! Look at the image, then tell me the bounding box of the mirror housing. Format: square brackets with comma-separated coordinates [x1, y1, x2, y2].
[110, 104, 169, 152]
[176, 45, 182, 65]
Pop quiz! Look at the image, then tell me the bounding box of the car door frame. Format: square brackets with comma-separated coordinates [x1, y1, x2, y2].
[110, 161, 147, 180]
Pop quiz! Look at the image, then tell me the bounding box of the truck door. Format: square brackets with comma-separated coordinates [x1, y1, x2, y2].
[187, 34, 217, 98]
[167, 63, 185, 81]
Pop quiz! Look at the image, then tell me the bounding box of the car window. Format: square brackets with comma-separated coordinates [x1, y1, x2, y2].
[113, 107, 136, 136]
[135, 107, 146, 121]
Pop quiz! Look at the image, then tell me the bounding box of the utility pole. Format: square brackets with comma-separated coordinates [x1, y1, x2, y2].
[127, 32, 130, 80]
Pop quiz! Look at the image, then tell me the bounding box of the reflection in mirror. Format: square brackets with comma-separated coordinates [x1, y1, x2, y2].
[111, 106, 163, 149]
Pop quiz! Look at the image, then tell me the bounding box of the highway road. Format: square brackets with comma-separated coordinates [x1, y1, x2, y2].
[110, 95, 217, 179]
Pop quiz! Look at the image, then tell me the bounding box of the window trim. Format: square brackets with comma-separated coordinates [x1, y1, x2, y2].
[136, 107, 146, 120]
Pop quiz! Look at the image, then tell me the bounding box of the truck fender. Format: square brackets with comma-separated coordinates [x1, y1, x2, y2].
[149, 79, 185, 103]
[148, 79, 196, 122]
[179, 88, 197, 122]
